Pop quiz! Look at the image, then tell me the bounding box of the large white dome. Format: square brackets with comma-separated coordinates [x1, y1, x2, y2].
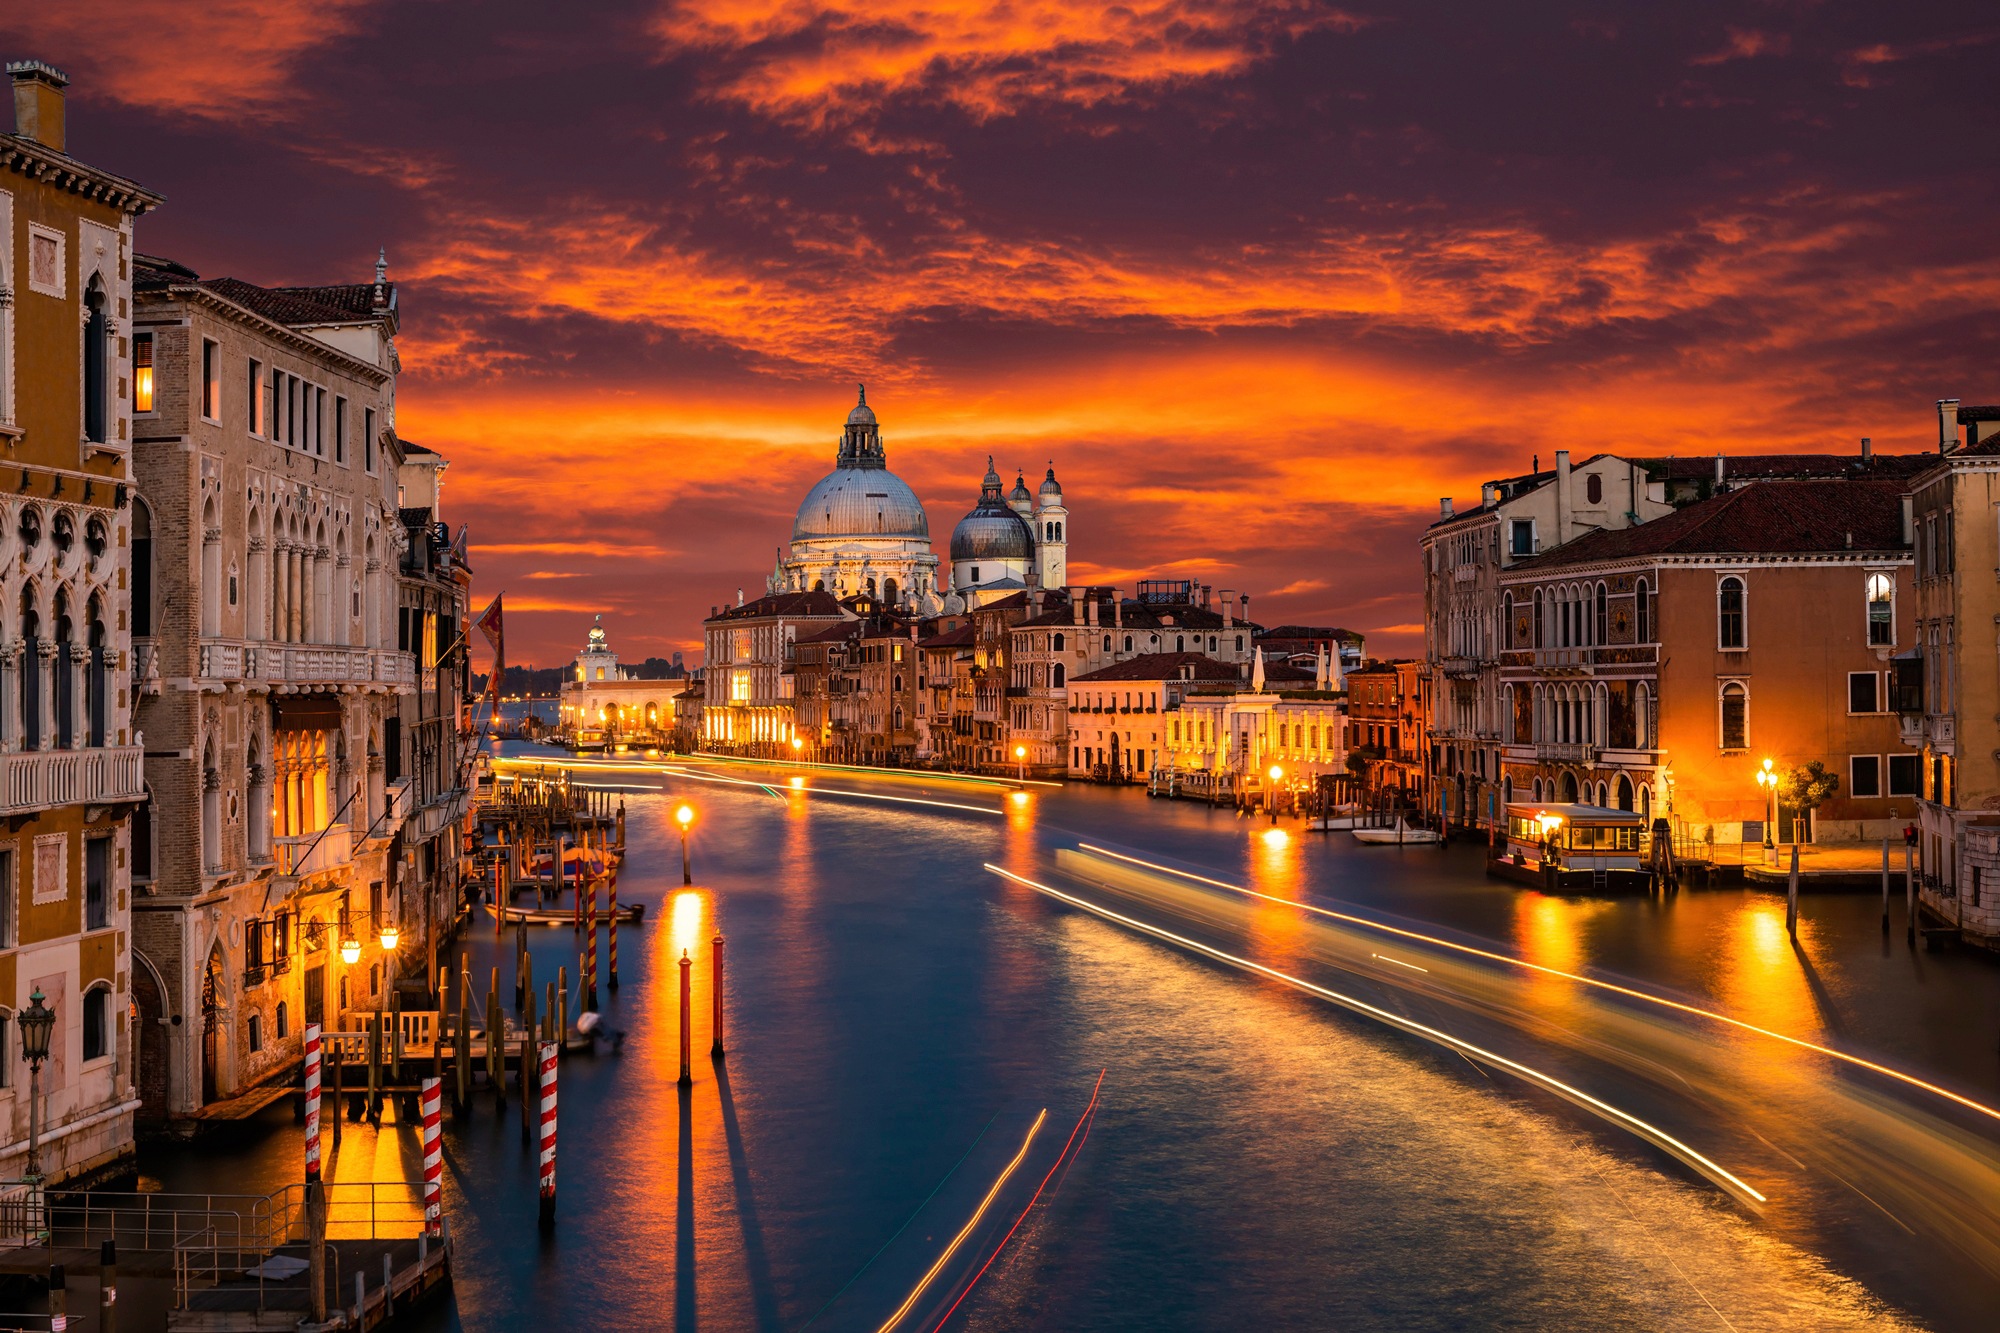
[792, 467, 930, 541]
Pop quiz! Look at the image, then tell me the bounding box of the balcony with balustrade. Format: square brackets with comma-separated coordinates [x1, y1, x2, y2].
[197, 639, 417, 692]
[272, 822, 352, 881]
[1, 746, 145, 816]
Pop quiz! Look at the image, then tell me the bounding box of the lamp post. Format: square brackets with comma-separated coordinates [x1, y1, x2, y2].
[1014, 744, 1027, 787]
[1755, 758, 1777, 866]
[20, 987, 54, 1184]
[676, 803, 695, 885]
[1268, 765, 1285, 825]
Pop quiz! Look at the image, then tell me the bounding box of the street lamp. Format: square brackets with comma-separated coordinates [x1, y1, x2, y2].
[676, 803, 695, 885]
[1268, 764, 1285, 824]
[1014, 744, 1027, 786]
[19, 987, 54, 1183]
[1755, 758, 1777, 864]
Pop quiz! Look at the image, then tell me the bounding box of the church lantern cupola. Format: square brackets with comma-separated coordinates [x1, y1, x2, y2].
[836, 384, 885, 468]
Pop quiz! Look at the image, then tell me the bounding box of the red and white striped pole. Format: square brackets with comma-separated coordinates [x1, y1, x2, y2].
[303, 1024, 322, 1183]
[607, 874, 619, 992]
[537, 1041, 558, 1230]
[419, 1077, 443, 1238]
[585, 872, 599, 1010]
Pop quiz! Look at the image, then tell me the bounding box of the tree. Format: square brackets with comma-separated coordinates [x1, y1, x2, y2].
[1777, 760, 1840, 842]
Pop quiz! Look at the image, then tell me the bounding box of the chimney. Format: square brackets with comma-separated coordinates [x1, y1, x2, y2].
[1554, 450, 1573, 544]
[1113, 598, 1123, 629]
[1086, 597, 1098, 625]
[1239, 593, 1250, 622]
[1481, 482, 1498, 505]
[1714, 453, 1725, 489]
[1901, 494, 1914, 545]
[1860, 436, 1872, 462]
[1440, 497, 1454, 519]
[1939, 398, 1961, 454]
[1070, 588, 1084, 624]
[8, 61, 67, 152]
[736, 587, 744, 607]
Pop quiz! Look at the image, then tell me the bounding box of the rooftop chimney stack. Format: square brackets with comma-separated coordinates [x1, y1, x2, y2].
[1861, 437, 1872, 461]
[1440, 497, 1454, 519]
[1714, 453, 1725, 490]
[1901, 494, 1915, 546]
[1481, 482, 1498, 505]
[1939, 399, 1962, 454]
[8, 61, 67, 152]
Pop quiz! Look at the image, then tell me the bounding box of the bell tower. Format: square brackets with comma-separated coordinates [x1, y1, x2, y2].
[1035, 465, 1067, 591]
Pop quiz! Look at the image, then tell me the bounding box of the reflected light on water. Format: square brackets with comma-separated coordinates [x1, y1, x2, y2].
[1261, 827, 1289, 848]
[1717, 901, 1823, 1047]
[672, 889, 706, 958]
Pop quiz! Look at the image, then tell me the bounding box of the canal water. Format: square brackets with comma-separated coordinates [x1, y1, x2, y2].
[137, 751, 2000, 1330]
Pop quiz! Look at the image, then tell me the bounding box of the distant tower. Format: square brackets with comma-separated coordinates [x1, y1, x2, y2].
[1035, 464, 1067, 591]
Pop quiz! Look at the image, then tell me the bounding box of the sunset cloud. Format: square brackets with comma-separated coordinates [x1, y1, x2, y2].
[10, 0, 1996, 664]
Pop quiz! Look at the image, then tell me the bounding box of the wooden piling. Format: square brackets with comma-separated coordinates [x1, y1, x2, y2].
[586, 874, 599, 1010]
[49, 1264, 65, 1333]
[537, 1041, 559, 1232]
[521, 947, 533, 1020]
[711, 934, 726, 1058]
[100, 1239, 117, 1333]
[608, 874, 620, 991]
[390, 990, 404, 1084]
[545, 981, 557, 1045]
[488, 968, 505, 1107]
[331, 1045, 344, 1139]
[455, 972, 472, 1115]
[679, 949, 692, 1087]
[367, 1016, 382, 1125]
[1881, 838, 1892, 935]
[521, 990, 538, 1145]
[307, 1179, 328, 1325]
[558, 965, 570, 1052]
[1786, 843, 1800, 937]
[1906, 839, 1917, 945]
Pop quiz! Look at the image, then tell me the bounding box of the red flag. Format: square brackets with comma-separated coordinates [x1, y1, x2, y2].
[475, 594, 505, 697]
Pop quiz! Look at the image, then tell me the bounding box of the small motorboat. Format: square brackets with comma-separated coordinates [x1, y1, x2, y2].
[1352, 820, 1444, 846]
[1310, 815, 1365, 830]
[485, 899, 646, 927]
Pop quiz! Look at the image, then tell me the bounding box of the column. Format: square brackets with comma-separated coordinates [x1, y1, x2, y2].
[36, 641, 56, 753]
[273, 542, 290, 644]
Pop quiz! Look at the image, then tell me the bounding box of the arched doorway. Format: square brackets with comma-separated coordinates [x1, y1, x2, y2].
[1559, 771, 1578, 802]
[1616, 775, 1634, 811]
[1108, 733, 1121, 781]
[200, 946, 227, 1104]
[132, 952, 171, 1120]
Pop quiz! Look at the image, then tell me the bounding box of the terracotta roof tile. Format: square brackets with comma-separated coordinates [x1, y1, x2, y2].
[1511, 479, 1908, 570]
[1072, 653, 1244, 684]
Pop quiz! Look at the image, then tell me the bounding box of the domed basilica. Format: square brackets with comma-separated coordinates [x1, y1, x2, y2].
[767, 388, 1069, 613]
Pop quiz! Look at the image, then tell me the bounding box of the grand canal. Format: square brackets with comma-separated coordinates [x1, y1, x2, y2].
[140, 748, 2000, 1330]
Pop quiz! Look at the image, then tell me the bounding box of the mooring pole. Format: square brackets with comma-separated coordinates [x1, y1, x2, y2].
[1907, 838, 1918, 946]
[608, 874, 620, 992]
[488, 968, 505, 1108]
[303, 1022, 322, 1181]
[538, 1042, 559, 1232]
[1786, 842, 1800, 938]
[520, 990, 538, 1145]
[308, 1178, 328, 1323]
[99, 1239, 117, 1333]
[1882, 838, 1892, 935]
[711, 934, 726, 1059]
[679, 949, 693, 1087]
[455, 972, 472, 1115]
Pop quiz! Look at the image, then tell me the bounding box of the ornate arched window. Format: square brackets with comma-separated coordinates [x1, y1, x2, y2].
[1718, 577, 1746, 649]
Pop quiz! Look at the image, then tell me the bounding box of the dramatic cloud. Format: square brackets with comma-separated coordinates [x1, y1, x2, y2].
[10, 0, 1997, 664]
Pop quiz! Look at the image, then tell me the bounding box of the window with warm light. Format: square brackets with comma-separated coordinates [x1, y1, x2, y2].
[133, 333, 154, 412]
[1717, 576, 1746, 650]
[1866, 573, 1894, 646]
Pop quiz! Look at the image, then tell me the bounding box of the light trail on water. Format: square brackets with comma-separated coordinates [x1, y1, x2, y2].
[986, 863, 1769, 1207]
[1076, 842, 2000, 1127]
[499, 757, 1006, 816]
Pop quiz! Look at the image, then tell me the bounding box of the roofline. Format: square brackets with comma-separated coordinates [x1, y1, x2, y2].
[1498, 549, 1912, 582]
[1, 136, 162, 214]
[135, 281, 392, 385]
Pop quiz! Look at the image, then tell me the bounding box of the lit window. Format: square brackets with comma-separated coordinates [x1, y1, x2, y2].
[201, 338, 220, 420]
[248, 360, 264, 434]
[133, 333, 154, 412]
[1866, 573, 1894, 646]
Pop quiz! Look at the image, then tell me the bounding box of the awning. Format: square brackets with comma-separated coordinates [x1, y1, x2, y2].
[272, 694, 343, 732]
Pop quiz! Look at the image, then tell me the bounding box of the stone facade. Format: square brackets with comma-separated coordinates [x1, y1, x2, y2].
[0, 61, 160, 1181]
[130, 253, 413, 1117]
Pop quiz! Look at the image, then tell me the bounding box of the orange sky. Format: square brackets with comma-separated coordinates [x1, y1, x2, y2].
[12, 1, 1997, 664]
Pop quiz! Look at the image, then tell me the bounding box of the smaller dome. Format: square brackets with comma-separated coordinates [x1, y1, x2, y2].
[846, 384, 876, 426]
[1039, 465, 1062, 498]
[1009, 473, 1032, 504]
[951, 512, 1033, 562]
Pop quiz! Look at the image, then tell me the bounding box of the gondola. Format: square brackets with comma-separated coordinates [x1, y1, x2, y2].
[485, 898, 645, 927]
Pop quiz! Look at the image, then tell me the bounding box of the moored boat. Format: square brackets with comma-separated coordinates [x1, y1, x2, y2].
[1352, 820, 1444, 846]
[485, 898, 645, 927]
